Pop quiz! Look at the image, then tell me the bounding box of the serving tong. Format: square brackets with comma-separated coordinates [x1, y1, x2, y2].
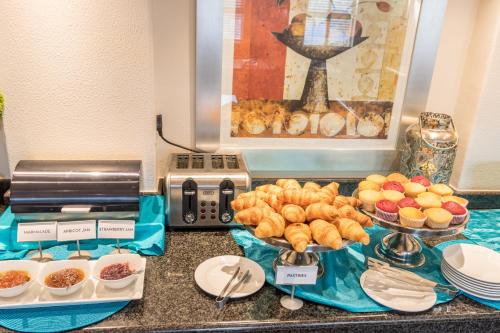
[215, 266, 250, 310]
[366, 257, 458, 297]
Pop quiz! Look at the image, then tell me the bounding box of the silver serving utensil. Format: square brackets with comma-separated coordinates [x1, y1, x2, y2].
[214, 266, 240, 307]
[215, 269, 250, 310]
[367, 257, 459, 297]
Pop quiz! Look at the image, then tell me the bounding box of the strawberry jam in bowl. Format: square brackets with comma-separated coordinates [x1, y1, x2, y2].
[93, 254, 144, 290]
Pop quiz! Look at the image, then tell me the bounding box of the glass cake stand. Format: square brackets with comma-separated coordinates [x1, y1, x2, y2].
[244, 226, 353, 277]
[352, 190, 469, 267]
[244, 225, 353, 310]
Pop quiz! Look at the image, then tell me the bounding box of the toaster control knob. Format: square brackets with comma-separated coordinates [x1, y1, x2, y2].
[221, 212, 232, 223]
[184, 212, 196, 224]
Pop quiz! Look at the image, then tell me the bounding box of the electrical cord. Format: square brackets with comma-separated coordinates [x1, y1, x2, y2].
[156, 114, 205, 153]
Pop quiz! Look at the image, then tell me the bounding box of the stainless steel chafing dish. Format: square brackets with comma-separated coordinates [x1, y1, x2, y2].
[10, 160, 141, 222]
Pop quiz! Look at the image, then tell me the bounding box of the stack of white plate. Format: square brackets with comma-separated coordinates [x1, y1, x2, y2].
[441, 243, 500, 301]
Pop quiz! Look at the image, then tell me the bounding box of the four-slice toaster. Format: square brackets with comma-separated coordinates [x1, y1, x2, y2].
[165, 154, 251, 228]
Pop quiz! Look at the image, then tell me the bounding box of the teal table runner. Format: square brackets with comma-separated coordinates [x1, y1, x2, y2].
[231, 226, 456, 312]
[0, 195, 165, 260]
[463, 209, 500, 251]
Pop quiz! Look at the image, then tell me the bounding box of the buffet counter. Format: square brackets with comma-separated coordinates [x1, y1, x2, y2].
[0, 228, 495, 333]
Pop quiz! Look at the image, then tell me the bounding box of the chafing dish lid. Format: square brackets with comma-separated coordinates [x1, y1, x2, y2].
[10, 160, 141, 213]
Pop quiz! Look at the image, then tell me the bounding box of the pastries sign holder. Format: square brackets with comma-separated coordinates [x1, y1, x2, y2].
[353, 189, 469, 267]
[244, 226, 353, 310]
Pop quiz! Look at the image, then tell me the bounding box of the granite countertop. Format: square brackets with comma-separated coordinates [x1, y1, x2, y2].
[59, 231, 497, 333]
[0, 196, 499, 332]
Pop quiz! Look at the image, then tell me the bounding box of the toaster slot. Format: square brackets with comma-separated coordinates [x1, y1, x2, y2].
[191, 155, 205, 169]
[225, 155, 239, 169]
[219, 179, 235, 223]
[182, 178, 198, 224]
[211, 155, 224, 169]
[176, 155, 189, 169]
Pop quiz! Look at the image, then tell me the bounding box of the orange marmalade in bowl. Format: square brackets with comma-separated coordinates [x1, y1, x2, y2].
[0, 270, 30, 289]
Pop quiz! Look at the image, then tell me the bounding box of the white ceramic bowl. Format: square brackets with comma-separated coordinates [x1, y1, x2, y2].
[0, 260, 39, 298]
[39, 260, 90, 296]
[93, 254, 143, 290]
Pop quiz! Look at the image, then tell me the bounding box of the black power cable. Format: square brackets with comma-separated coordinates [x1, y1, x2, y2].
[156, 114, 205, 153]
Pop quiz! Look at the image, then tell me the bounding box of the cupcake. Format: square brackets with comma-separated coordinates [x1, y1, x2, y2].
[403, 182, 426, 198]
[416, 192, 442, 209]
[399, 207, 427, 228]
[441, 195, 469, 207]
[358, 180, 380, 192]
[410, 175, 431, 187]
[398, 197, 421, 209]
[375, 200, 399, 222]
[366, 174, 387, 186]
[359, 190, 383, 213]
[386, 172, 409, 184]
[442, 201, 468, 225]
[381, 190, 405, 203]
[424, 208, 453, 229]
[429, 184, 453, 197]
[382, 181, 404, 193]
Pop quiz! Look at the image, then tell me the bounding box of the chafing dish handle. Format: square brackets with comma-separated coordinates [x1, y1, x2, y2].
[61, 205, 92, 214]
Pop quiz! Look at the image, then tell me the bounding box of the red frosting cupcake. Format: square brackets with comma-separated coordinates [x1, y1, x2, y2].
[411, 175, 431, 187]
[398, 197, 421, 209]
[382, 181, 404, 193]
[442, 201, 468, 225]
[376, 199, 399, 222]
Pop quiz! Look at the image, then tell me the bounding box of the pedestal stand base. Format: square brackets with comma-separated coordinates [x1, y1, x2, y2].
[280, 295, 303, 310]
[28, 251, 53, 263]
[111, 248, 131, 255]
[375, 232, 425, 268]
[69, 251, 91, 260]
[272, 249, 324, 277]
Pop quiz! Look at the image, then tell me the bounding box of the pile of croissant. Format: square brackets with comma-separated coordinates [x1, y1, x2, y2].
[231, 179, 373, 252]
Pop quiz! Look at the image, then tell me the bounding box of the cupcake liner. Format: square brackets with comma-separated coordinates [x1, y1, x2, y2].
[425, 218, 451, 229]
[450, 210, 468, 225]
[361, 201, 376, 213]
[375, 206, 399, 222]
[399, 214, 426, 228]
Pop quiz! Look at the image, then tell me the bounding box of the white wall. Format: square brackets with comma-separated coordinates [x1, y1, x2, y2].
[0, 0, 157, 190]
[0, 119, 9, 178]
[152, 0, 197, 181]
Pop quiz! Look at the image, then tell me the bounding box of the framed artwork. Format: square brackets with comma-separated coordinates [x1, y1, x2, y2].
[196, 0, 447, 172]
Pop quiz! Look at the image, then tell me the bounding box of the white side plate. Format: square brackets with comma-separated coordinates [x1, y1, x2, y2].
[443, 244, 500, 284]
[194, 255, 265, 298]
[0, 258, 146, 309]
[360, 270, 436, 313]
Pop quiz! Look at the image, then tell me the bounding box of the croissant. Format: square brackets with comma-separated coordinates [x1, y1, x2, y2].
[265, 193, 283, 212]
[303, 182, 321, 192]
[317, 190, 334, 204]
[309, 219, 343, 250]
[322, 182, 339, 197]
[281, 189, 322, 207]
[231, 197, 270, 211]
[284, 223, 312, 252]
[333, 195, 362, 209]
[281, 204, 306, 224]
[237, 190, 269, 201]
[337, 205, 373, 226]
[305, 203, 339, 221]
[254, 213, 285, 238]
[334, 218, 370, 245]
[234, 207, 273, 225]
[255, 184, 283, 196]
[276, 179, 302, 190]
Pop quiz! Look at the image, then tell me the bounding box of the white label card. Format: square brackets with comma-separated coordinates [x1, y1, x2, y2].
[17, 222, 58, 242]
[275, 265, 318, 285]
[98, 220, 135, 240]
[57, 220, 96, 242]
